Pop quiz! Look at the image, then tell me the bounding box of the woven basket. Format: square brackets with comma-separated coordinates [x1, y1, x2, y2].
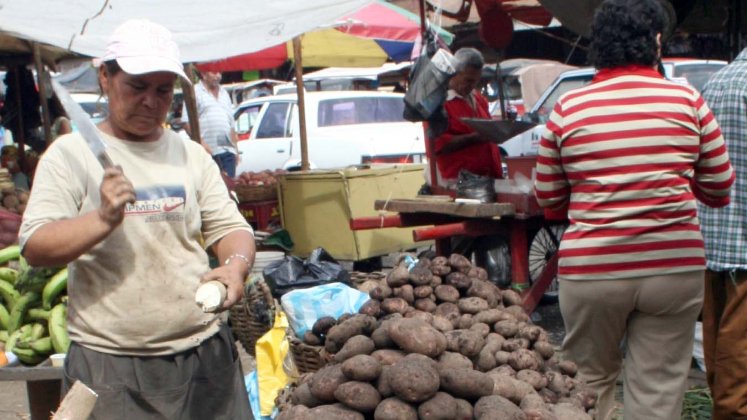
[234, 184, 277, 203]
[229, 279, 274, 356]
[287, 333, 330, 374]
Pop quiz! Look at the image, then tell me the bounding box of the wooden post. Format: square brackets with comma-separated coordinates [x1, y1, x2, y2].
[32, 44, 52, 147]
[181, 64, 201, 143]
[292, 37, 310, 171]
[11, 67, 27, 169]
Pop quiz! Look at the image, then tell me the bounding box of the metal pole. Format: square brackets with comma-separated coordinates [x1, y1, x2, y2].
[32, 44, 52, 147]
[292, 36, 310, 171]
[493, 50, 507, 121]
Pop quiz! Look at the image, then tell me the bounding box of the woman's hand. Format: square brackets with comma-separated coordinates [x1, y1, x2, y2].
[200, 264, 245, 310]
[98, 166, 136, 228]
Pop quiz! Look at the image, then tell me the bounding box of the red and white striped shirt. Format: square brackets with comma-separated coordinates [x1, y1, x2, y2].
[535, 66, 735, 281]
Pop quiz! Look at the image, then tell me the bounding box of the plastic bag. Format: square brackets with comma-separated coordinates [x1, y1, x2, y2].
[404, 31, 456, 122]
[456, 169, 496, 203]
[280, 282, 370, 338]
[263, 248, 350, 297]
[255, 311, 290, 417]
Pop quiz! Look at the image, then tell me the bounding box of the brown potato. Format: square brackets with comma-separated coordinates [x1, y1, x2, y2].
[311, 316, 337, 337]
[434, 285, 460, 303]
[502, 289, 524, 307]
[474, 395, 526, 419]
[454, 398, 474, 420]
[309, 364, 348, 402]
[437, 351, 474, 372]
[371, 349, 406, 366]
[303, 331, 322, 346]
[409, 266, 433, 286]
[386, 266, 410, 287]
[359, 299, 382, 317]
[446, 271, 473, 290]
[494, 320, 520, 338]
[334, 381, 381, 412]
[509, 349, 543, 371]
[414, 298, 437, 313]
[440, 368, 494, 400]
[458, 297, 490, 314]
[533, 341, 555, 360]
[418, 392, 457, 420]
[431, 315, 454, 333]
[414, 285, 433, 299]
[342, 354, 382, 382]
[374, 397, 418, 420]
[557, 360, 578, 378]
[388, 318, 447, 358]
[309, 404, 365, 420]
[517, 369, 549, 391]
[388, 354, 440, 403]
[448, 253, 472, 273]
[291, 382, 322, 407]
[380, 297, 410, 315]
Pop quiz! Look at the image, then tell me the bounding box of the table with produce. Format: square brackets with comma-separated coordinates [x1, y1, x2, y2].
[0, 244, 69, 420]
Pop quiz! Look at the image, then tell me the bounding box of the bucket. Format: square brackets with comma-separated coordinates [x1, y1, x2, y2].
[249, 251, 285, 283]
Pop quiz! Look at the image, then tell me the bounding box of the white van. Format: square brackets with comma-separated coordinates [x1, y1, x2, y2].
[500, 59, 727, 157]
[233, 91, 425, 173]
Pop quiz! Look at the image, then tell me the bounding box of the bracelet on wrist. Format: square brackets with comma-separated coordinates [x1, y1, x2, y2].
[224, 253, 251, 269]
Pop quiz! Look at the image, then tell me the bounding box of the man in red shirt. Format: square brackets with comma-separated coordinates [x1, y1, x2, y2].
[434, 48, 503, 183]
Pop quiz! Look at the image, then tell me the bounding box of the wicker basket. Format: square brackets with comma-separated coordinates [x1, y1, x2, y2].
[229, 279, 275, 356]
[287, 333, 331, 374]
[234, 184, 277, 203]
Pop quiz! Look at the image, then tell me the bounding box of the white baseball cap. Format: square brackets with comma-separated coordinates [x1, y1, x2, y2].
[93, 19, 190, 84]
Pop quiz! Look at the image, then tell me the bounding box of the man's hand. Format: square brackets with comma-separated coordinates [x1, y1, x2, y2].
[98, 166, 136, 228]
[200, 264, 245, 310]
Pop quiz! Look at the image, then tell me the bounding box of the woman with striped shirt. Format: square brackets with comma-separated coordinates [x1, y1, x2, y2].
[534, 0, 735, 418]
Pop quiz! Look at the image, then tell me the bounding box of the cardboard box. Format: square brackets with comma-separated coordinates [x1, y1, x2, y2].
[278, 164, 430, 260]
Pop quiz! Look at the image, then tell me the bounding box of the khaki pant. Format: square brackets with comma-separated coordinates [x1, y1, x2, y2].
[702, 269, 747, 420]
[559, 271, 703, 420]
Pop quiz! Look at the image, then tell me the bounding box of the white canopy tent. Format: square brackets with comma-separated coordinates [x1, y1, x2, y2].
[0, 0, 375, 165]
[0, 0, 372, 63]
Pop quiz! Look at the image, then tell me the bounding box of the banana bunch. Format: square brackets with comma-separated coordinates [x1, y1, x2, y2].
[0, 245, 70, 365]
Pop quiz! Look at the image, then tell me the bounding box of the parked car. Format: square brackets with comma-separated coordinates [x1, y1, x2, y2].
[70, 93, 108, 124]
[500, 58, 727, 157]
[233, 91, 425, 173]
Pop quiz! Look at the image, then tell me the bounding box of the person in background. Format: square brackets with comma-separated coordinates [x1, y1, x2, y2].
[48, 95, 72, 140]
[433, 47, 503, 184]
[534, 0, 735, 418]
[183, 70, 239, 178]
[19, 19, 255, 419]
[698, 47, 747, 420]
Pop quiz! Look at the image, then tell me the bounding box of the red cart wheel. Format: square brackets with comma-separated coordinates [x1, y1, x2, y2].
[528, 223, 566, 302]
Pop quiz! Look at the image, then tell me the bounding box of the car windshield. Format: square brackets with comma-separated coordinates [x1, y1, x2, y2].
[317, 97, 405, 127]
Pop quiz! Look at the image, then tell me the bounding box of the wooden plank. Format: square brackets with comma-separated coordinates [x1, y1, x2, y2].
[375, 199, 515, 218]
[0, 363, 63, 381]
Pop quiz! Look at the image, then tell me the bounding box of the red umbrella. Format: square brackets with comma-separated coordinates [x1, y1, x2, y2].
[197, 0, 453, 72]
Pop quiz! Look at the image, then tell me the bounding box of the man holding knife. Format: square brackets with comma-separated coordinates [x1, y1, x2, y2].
[19, 19, 254, 419]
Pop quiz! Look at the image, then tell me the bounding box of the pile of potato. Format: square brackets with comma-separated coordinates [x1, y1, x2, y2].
[0, 169, 28, 215]
[279, 254, 597, 420]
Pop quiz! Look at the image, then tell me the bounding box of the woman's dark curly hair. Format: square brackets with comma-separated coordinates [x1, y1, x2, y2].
[588, 0, 667, 69]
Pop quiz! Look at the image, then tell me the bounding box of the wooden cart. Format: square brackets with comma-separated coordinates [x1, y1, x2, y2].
[350, 187, 565, 314]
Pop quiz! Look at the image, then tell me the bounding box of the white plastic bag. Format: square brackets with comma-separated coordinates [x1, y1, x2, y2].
[280, 282, 370, 338]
